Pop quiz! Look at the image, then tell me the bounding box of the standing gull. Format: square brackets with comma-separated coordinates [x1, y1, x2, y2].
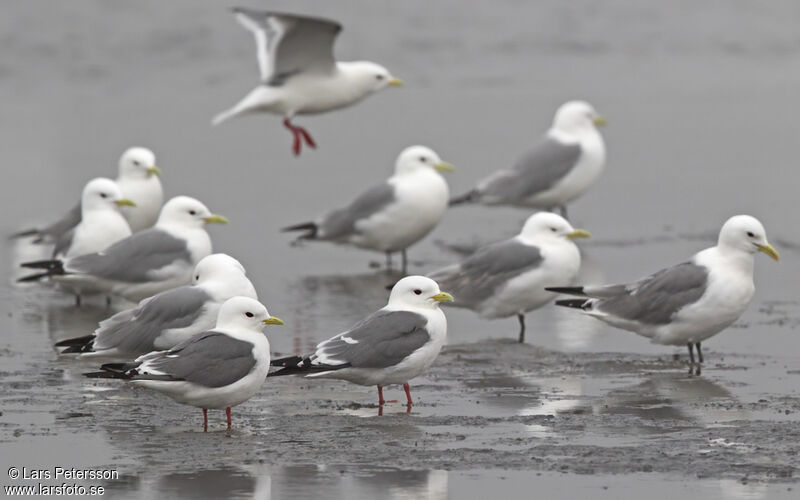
[19, 196, 228, 303]
[11, 147, 163, 242]
[429, 212, 590, 343]
[270, 276, 453, 408]
[53, 178, 135, 260]
[55, 254, 258, 357]
[548, 215, 778, 372]
[450, 101, 606, 219]
[283, 146, 453, 273]
[212, 8, 403, 156]
[85, 297, 284, 432]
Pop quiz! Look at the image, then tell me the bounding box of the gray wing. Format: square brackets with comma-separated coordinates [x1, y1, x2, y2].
[93, 286, 212, 354]
[135, 332, 256, 388]
[317, 182, 396, 241]
[311, 310, 430, 369]
[233, 8, 341, 83]
[477, 137, 582, 204]
[429, 239, 543, 308]
[594, 262, 709, 325]
[52, 227, 75, 258]
[66, 228, 191, 283]
[42, 202, 81, 242]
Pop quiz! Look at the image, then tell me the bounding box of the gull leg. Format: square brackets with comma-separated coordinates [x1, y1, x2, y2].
[401, 250, 408, 275]
[687, 343, 695, 375]
[75, 294, 82, 307]
[283, 118, 303, 156]
[296, 126, 316, 149]
[403, 382, 413, 407]
[226, 407, 232, 431]
[377, 385, 397, 405]
[517, 314, 526, 343]
[695, 342, 703, 364]
[385, 252, 393, 270]
[202, 408, 208, 432]
[105, 295, 112, 308]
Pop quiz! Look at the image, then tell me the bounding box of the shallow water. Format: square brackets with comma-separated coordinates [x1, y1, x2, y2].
[2, 0, 800, 498]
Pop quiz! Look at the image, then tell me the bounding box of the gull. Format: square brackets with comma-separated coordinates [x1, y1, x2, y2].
[19, 196, 228, 303]
[212, 8, 403, 156]
[450, 101, 606, 219]
[429, 212, 590, 343]
[85, 296, 284, 432]
[548, 215, 779, 373]
[55, 253, 258, 357]
[270, 276, 453, 408]
[53, 177, 135, 260]
[282, 146, 453, 273]
[11, 147, 163, 243]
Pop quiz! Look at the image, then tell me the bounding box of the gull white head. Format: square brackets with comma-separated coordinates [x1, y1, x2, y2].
[717, 215, 779, 261]
[389, 276, 454, 309]
[81, 178, 135, 214]
[394, 146, 455, 176]
[118, 147, 160, 180]
[157, 196, 229, 229]
[519, 212, 591, 243]
[552, 100, 606, 135]
[215, 296, 284, 332]
[343, 61, 403, 94]
[192, 254, 247, 285]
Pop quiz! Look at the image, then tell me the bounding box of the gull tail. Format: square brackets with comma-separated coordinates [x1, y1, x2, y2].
[449, 189, 480, 206]
[281, 221, 318, 240]
[545, 286, 587, 297]
[211, 106, 242, 126]
[84, 362, 136, 379]
[55, 335, 96, 354]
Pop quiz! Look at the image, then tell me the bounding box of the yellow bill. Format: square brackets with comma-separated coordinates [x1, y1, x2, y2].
[203, 214, 229, 224]
[756, 243, 779, 261]
[114, 198, 136, 207]
[566, 229, 592, 239]
[147, 165, 162, 176]
[431, 291, 454, 303]
[388, 78, 404, 87]
[434, 161, 455, 173]
[263, 317, 285, 326]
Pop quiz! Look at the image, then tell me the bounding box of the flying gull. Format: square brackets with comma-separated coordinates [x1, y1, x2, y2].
[283, 146, 453, 273]
[55, 253, 258, 357]
[450, 100, 606, 219]
[429, 212, 590, 342]
[548, 215, 778, 373]
[11, 147, 163, 242]
[85, 296, 284, 432]
[19, 196, 228, 304]
[270, 276, 453, 408]
[212, 8, 403, 156]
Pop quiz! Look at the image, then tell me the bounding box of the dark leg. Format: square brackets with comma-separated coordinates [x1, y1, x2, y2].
[75, 294, 81, 307]
[687, 342, 695, 364]
[695, 342, 703, 363]
[225, 407, 232, 431]
[202, 408, 208, 432]
[403, 382, 413, 406]
[517, 314, 526, 343]
[105, 295, 112, 308]
[401, 250, 408, 275]
[385, 252, 393, 269]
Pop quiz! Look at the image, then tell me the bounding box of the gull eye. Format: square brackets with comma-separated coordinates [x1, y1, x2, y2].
[375, 74, 385, 80]
[195, 274, 200, 280]
[747, 231, 755, 238]
[551, 227, 557, 232]
[189, 210, 197, 216]
[245, 312, 254, 318]
[413, 289, 422, 295]
[418, 156, 426, 163]
[100, 193, 108, 199]
[132, 160, 140, 166]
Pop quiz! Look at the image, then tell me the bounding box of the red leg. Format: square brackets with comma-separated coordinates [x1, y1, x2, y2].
[226, 407, 232, 431]
[202, 408, 208, 433]
[403, 383, 413, 406]
[283, 118, 302, 156]
[297, 126, 316, 149]
[377, 385, 386, 406]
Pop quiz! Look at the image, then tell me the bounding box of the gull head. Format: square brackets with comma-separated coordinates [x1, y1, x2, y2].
[82, 177, 135, 212]
[345, 61, 404, 94]
[215, 296, 284, 333]
[118, 147, 160, 179]
[552, 100, 606, 135]
[394, 145, 454, 176]
[520, 212, 591, 243]
[718, 215, 779, 261]
[192, 253, 247, 285]
[157, 196, 228, 228]
[389, 276, 454, 309]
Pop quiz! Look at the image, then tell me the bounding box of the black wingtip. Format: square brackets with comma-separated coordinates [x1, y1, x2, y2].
[545, 286, 586, 296]
[17, 272, 51, 283]
[554, 298, 591, 309]
[270, 355, 303, 367]
[55, 335, 96, 353]
[448, 190, 479, 206]
[10, 228, 40, 239]
[20, 259, 63, 271]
